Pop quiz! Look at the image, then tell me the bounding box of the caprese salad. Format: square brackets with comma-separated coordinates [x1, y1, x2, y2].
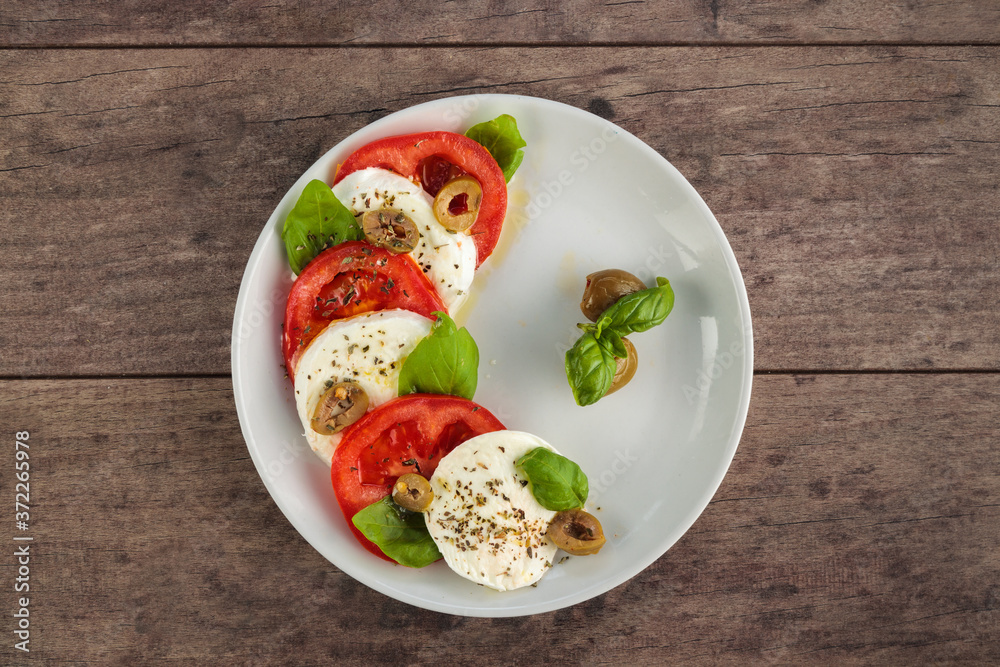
[278, 114, 606, 591]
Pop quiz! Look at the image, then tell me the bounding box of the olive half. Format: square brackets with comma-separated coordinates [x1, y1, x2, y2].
[362, 209, 419, 254]
[393, 473, 433, 512]
[580, 269, 647, 322]
[432, 175, 483, 232]
[606, 337, 638, 396]
[310, 381, 369, 435]
[547, 509, 606, 555]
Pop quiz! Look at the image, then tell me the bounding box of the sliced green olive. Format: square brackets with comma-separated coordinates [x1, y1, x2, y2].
[310, 381, 369, 435]
[361, 209, 419, 254]
[606, 337, 637, 396]
[392, 473, 433, 512]
[432, 175, 483, 232]
[580, 269, 647, 322]
[547, 509, 606, 555]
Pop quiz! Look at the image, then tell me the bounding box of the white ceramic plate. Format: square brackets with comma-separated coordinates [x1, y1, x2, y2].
[232, 94, 753, 617]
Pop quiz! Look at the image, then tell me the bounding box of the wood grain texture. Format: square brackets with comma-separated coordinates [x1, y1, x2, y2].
[1, 1, 999, 46]
[1, 47, 998, 376]
[1, 374, 997, 663]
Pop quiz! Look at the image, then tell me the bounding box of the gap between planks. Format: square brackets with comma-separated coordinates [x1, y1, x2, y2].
[2, 41, 1000, 50]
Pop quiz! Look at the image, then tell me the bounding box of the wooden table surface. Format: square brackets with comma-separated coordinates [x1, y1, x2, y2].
[2, 2, 999, 664]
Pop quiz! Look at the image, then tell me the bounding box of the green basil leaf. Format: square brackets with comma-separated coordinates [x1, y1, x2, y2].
[397, 311, 479, 400]
[516, 448, 589, 511]
[598, 277, 675, 337]
[599, 328, 628, 359]
[281, 179, 364, 274]
[351, 497, 442, 568]
[465, 114, 527, 183]
[564, 330, 616, 406]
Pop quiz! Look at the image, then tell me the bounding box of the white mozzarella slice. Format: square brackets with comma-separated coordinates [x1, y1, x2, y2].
[425, 431, 560, 591]
[332, 168, 477, 311]
[293, 309, 433, 465]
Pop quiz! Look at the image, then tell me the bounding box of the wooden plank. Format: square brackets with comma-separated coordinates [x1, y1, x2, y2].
[1, 374, 997, 662]
[1, 1, 999, 46]
[1, 47, 998, 375]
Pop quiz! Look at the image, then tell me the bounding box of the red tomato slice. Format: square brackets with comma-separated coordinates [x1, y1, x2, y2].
[282, 241, 445, 376]
[331, 394, 506, 562]
[418, 154, 466, 197]
[333, 131, 507, 267]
